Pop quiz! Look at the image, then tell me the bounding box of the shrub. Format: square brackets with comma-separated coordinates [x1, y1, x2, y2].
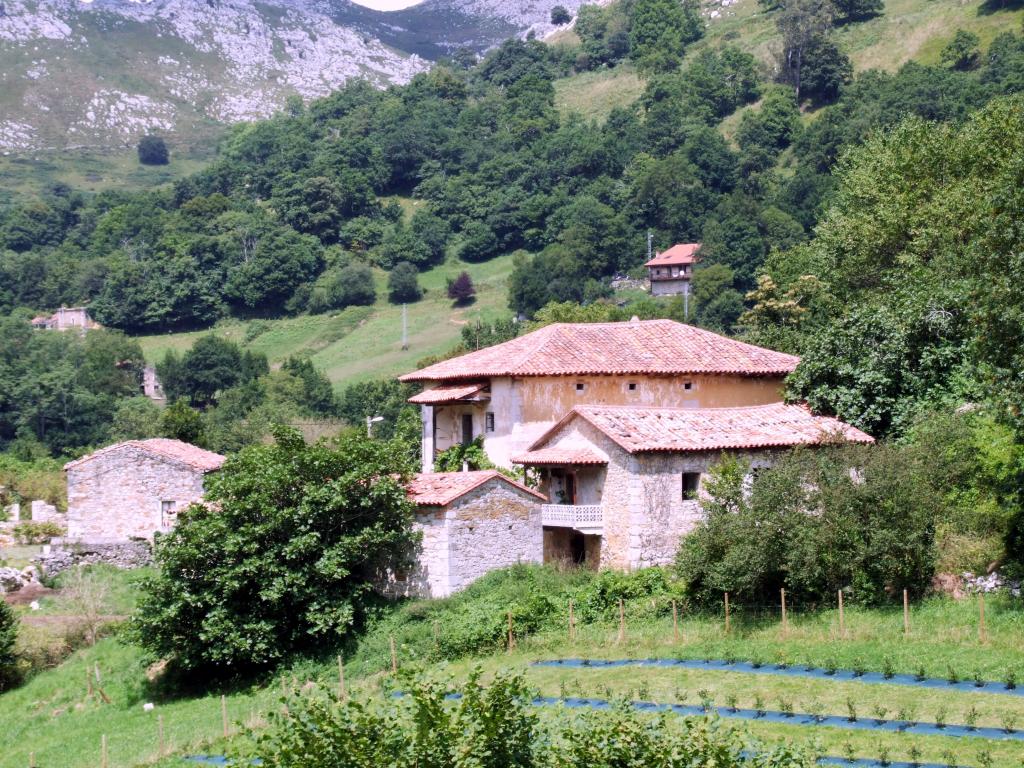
[0, 601, 18, 691]
[676, 443, 940, 607]
[387, 261, 423, 304]
[132, 426, 417, 679]
[246, 669, 815, 768]
[447, 271, 476, 305]
[550, 5, 571, 24]
[13, 520, 64, 544]
[137, 135, 169, 165]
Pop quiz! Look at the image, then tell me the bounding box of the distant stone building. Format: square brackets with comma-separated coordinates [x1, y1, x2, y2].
[30, 306, 101, 331]
[64, 439, 225, 541]
[383, 470, 546, 598]
[645, 243, 701, 297]
[142, 365, 166, 404]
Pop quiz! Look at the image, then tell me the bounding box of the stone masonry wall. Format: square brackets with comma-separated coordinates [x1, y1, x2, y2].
[67, 446, 209, 541]
[446, 482, 542, 593]
[382, 479, 543, 599]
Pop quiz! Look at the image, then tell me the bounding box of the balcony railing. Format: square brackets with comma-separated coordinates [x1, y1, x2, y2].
[541, 504, 603, 533]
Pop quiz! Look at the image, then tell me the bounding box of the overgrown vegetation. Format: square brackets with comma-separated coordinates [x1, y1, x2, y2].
[132, 426, 417, 677]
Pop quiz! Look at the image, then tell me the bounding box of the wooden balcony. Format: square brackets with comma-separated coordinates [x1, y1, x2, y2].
[541, 504, 603, 534]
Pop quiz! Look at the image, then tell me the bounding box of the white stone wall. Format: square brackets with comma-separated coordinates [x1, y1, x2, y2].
[66, 447, 210, 541]
[386, 480, 543, 598]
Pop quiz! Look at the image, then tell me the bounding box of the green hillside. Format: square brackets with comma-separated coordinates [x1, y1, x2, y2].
[136, 253, 516, 391]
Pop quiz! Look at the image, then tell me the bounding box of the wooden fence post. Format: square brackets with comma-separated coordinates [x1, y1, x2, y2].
[838, 590, 845, 638]
[29, 753, 35, 768]
[221, 694, 229, 739]
[569, 599, 576, 642]
[979, 593, 987, 643]
[724, 592, 730, 635]
[338, 655, 347, 700]
[158, 714, 164, 758]
[903, 589, 910, 637]
[101, 735, 108, 768]
[390, 636, 398, 674]
[507, 611, 516, 652]
[780, 589, 788, 637]
[617, 599, 626, 644]
[672, 599, 679, 643]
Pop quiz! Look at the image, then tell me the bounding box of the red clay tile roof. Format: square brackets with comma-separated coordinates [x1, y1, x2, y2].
[407, 470, 547, 506]
[511, 446, 608, 465]
[64, 439, 226, 473]
[645, 243, 701, 268]
[530, 403, 874, 454]
[408, 382, 489, 404]
[399, 319, 799, 382]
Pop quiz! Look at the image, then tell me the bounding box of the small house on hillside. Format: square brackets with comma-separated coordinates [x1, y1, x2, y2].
[645, 243, 701, 297]
[31, 306, 101, 331]
[381, 470, 546, 598]
[64, 439, 225, 542]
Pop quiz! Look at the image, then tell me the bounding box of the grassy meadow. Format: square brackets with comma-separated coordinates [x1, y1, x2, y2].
[135, 252, 517, 392]
[3, 566, 1023, 767]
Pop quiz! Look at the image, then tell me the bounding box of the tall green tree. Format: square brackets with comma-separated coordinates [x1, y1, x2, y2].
[629, 0, 704, 73]
[133, 426, 417, 677]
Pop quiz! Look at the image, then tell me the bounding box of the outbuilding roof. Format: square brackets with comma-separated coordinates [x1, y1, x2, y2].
[528, 403, 874, 455]
[511, 446, 608, 466]
[399, 319, 799, 382]
[645, 243, 701, 268]
[64, 439, 226, 473]
[408, 382, 489, 404]
[407, 470, 547, 506]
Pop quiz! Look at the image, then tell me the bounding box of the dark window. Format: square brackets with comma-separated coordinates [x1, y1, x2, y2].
[485, 412, 495, 432]
[682, 472, 700, 501]
[628, 382, 637, 391]
[461, 414, 473, 446]
[576, 382, 585, 391]
[683, 381, 693, 391]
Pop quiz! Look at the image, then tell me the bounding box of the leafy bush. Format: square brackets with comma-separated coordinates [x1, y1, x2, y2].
[677, 444, 941, 607]
[13, 520, 64, 544]
[434, 436, 494, 472]
[446, 271, 476, 305]
[132, 426, 417, 679]
[387, 261, 423, 304]
[137, 135, 169, 165]
[245, 669, 815, 768]
[0, 600, 18, 691]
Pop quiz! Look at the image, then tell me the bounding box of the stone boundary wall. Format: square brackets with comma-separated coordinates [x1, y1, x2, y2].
[35, 539, 153, 576]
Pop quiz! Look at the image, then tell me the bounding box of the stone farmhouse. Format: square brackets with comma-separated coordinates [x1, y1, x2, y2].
[64, 439, 225, 542]
[646, 243, 701, 297]
[399, 318, 873, 574]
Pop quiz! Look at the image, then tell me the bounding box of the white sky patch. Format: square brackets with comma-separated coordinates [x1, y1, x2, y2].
[349, 0, 424, 9]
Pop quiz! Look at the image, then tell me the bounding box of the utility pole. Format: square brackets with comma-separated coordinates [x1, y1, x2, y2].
[401, 304, 409, 350]
[684, 282, 690, 322]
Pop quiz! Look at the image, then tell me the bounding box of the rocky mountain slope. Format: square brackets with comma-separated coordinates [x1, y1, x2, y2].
[0, 0, 589, 151]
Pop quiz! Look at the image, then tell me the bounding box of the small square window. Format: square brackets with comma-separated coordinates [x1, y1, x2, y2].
[485, 412, 495, 432]
[576, 382, 585, 392]
[683, 381, 693, 391]
[160, 500, 177, 527]
[682, 473, 700, 501]
[627, 382, 637, 391]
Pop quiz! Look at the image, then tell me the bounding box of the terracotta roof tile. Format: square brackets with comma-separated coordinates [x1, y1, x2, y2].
[408, 382, 489, 404]
[399, 320, 799, 382]
[531, 403, 873, 454]
[645, 243, 701, 268]
[64, 439, 226, 473]
[407, 470, 547, 506]
[511, 446, 608, 465]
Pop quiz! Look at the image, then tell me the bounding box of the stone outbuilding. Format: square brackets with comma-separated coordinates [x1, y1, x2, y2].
[64, 439, 225, 542]
[384, 470, 547, 598]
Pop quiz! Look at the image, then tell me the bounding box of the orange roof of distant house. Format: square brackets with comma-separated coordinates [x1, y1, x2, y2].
[645, 243, 701, 268]
[64, 439, 226, 473]
[408, 382, 489, 404]
[511, 446, 608, 466]
[407, 470, 547, 506]
[529, 403, 873, 455]
[399, 319, 799, 382]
